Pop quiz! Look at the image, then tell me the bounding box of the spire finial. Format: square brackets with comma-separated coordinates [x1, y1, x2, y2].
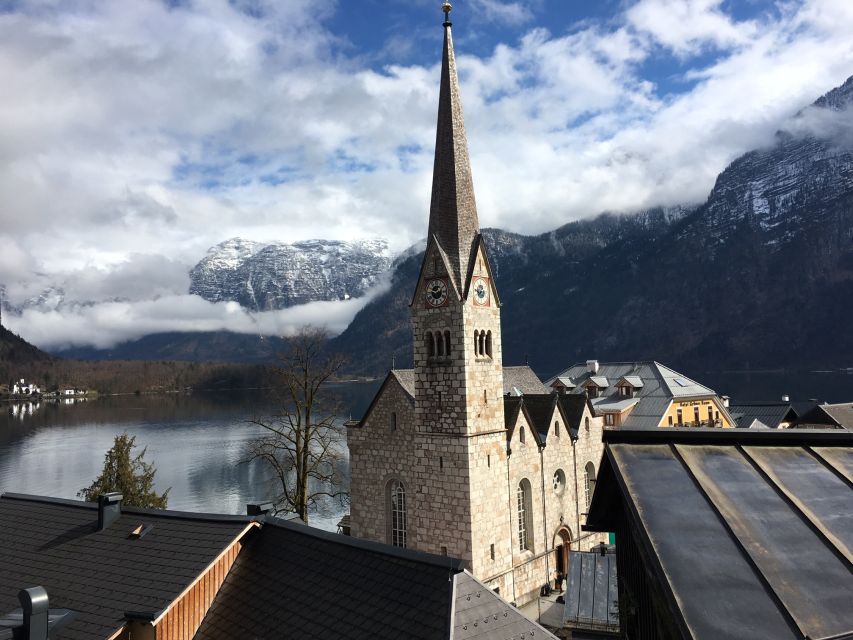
[442, 1, 452, 26]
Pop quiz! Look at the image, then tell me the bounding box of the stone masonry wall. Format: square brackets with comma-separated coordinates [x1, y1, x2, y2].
[348, 377, 416, 544]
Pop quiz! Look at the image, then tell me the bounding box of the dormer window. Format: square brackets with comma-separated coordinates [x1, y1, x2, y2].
[619, 385, 633, 398]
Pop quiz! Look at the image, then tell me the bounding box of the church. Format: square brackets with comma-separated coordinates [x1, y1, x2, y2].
[347, 3, 607, 606]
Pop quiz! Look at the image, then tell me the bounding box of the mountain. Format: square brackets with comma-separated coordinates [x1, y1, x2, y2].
[0, 324, 55, 383]
[0, 324, 53, 365]
[54, 331, 288, 363]
[48, 76, 853, 375]
[332, 75, 853, 376]
[189, 237, 392, 311]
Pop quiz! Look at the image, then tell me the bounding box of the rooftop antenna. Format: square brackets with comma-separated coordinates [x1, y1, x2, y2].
[442, 1, 452, 26]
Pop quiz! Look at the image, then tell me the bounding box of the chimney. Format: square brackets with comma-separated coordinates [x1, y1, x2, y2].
[586, 360, 599, 375]
[721, 395, 730, 408]
[246, 502, 274, 516]
[781, 394, 790, 402]
[18, 587, 49, 640]
[98, 493, 123, 530]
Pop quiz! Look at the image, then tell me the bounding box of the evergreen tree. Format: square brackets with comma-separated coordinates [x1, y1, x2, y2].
[79, 433, 170, 508]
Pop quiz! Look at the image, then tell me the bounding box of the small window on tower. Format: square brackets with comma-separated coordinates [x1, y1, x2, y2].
[486, 331, 493, 358]
[426, 332, 435, 358]
[483, 389, 488, 404]
[490, 543, 495, 560]
[390, 412, 397, 432]
[444, 330, 451, 356]
[519, 426, 526, 444]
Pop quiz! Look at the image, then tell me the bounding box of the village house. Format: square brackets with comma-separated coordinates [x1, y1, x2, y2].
[548, 361, 735, 428]
[347, 3, 607, 608]
[0, 492, 556, 640]
[10, 378, 41, 396]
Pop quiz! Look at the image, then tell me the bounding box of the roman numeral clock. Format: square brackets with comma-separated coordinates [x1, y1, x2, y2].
[424, 278, 449, 307]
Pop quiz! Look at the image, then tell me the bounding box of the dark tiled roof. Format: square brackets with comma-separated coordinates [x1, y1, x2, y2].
[586, 429, 853, 640]
[194, 517, 463, 640]
[519, 394, 558, 442]
[0, 494, 254, 640]
[503, 396, 522, 431]
[502, 366, 547, 395]
[728, 403, 796, 429]
[557, 394, 590, 435]
[819, 403, 853, 429]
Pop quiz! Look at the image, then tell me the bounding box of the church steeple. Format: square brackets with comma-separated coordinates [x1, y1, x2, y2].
[428, 2, 480, 296]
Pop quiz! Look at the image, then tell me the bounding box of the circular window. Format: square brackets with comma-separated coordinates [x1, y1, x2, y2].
[553, 469, 566, 495]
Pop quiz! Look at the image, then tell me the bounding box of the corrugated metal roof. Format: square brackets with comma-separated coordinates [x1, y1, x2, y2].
[586, 429, 853, 640]
[563, 550, 618, 631]
[588, 376, 610, 387]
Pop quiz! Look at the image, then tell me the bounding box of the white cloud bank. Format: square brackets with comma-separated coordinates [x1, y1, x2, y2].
[1, 0, 853, 348]
[5, 293, 377, 351]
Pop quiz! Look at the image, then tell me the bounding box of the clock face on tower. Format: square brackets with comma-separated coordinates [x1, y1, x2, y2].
[472, 277, 490, 306]
[425, 278, 449, 307]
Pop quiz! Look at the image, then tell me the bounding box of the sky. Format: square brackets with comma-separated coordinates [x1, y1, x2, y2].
[2, 0, 853, 349]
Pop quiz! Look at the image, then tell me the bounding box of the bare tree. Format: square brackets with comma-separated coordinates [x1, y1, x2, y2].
[247, 326, 348, 523]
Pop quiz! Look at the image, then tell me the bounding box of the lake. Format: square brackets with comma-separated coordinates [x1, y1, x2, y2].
[0, 382, 381, 531]
[1, 370, 851, 531]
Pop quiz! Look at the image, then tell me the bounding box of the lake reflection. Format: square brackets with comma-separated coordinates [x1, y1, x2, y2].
[0, 383, 381, 531]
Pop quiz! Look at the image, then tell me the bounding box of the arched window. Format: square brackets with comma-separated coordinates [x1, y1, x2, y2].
[427, 332, 435, 358]
[436, 331, 444, 357]
[444, 330, 451, 356]
[473, 330, 479, 354]
[388, 479, 407, 548]
[584, 462, 596, 508]
[390, 412, 397, 432]
[519, 425, 526, 444]
[584, 417, 590, 432]
[478, 331, 485, 356]
[517, 479, 533, 551]
[486, 331, 493, 357]
[554, 421, 560, 436]
[553, 469, 566, 495]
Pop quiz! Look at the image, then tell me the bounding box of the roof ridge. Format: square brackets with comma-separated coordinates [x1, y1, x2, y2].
[262, 514, 465, 570]
[0, 492, 257, 523]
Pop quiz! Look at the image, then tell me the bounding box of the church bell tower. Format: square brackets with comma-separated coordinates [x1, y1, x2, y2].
[409, 2, 513, 592]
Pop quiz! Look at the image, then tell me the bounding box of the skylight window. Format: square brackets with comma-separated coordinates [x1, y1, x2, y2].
[674, 378, 689, 387]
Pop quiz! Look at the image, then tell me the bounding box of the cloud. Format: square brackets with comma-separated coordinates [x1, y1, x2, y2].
[4, 293, 378, 350]
[626, 0, 758, 55]
[468, 0, 535, 26]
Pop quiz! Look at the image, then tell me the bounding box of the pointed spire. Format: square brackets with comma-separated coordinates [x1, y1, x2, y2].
[428, 2, 480, 295]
